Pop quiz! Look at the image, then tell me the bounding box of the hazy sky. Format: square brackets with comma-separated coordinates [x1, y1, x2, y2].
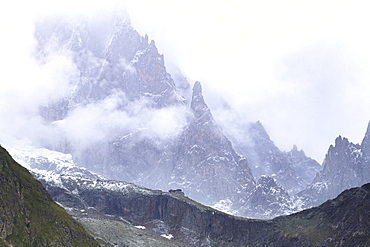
[2, 0, 370, 162]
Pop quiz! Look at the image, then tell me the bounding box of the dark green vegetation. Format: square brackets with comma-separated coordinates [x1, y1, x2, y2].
[271, 183, 370, 246]
[0, 146, 100, 246]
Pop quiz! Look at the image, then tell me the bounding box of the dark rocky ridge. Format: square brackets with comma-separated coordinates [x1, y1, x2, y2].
[36, 169, 370, 246]
[0, 146, 100, 246]
[6, 136, 370, 245]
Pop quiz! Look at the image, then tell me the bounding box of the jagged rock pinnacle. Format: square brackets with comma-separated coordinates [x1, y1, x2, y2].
[191, 82, 204, 106]
[190, 81, 210, 118]
[193, 81, 202, 94]
[361, 121, 370, 156]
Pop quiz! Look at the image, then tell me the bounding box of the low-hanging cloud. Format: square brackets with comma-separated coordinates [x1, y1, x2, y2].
[4, 0, 370, 165]
[270, 43, 367, 161]
[0, 6, 77, 147]
[55, 92, 191, 152]
[0, 3, 191, 154]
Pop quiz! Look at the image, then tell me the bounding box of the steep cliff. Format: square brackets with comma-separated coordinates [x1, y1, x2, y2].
[35, 168, 370, 246]
[0, 146, 99, 246]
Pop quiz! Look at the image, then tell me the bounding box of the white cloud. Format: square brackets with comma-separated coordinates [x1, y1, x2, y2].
[127, 0, 370, 161]
[0, 2, 77, 147]
[2, 0, 370, 162]
[55, 92, 191, 151]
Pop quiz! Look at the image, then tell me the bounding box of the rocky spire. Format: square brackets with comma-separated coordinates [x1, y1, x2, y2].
[361, 121, 370, 156]
[190, 81, 211, 119]
[172, 81, 255, 206]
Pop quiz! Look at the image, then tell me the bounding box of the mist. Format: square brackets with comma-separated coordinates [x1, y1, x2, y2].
[127, 1, 370, 162]
[0, 3, 191, 156]
[0, 5, 77, 147]
[2, 0, 370, 164]
[55, 93, 190, 153]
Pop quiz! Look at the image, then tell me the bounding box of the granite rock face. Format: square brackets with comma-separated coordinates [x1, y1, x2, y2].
[6, 133, 370, 246]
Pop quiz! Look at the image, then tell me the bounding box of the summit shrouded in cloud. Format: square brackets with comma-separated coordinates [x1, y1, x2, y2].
[126, 0, 370, 162]
[2, 0, 370, 162]
[0, 0, 370, 222]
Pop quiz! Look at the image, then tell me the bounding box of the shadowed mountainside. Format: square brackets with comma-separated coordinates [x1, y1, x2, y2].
[34, 164, 370, 246]
[0, 146, 100, 246]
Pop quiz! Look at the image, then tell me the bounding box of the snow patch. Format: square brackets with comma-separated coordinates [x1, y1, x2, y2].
[134, 226, 146, 230]
[212, 199, 239, 215]
[161, 234, 174, 240]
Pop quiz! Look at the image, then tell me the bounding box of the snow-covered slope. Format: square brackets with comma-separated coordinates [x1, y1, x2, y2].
[8, 145, 102, 180]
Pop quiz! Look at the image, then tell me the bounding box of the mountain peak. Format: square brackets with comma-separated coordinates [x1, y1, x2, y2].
[250, 121, 271, 141]
[191, 81, 204, 105]
[289, 144, 306, 158]
[190, 81, 210, 118]
[361, 121, 370, 156]
[193, 81, 202, 94]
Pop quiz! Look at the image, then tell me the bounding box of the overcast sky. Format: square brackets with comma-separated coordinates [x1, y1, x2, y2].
[2, 0, 370, 162]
